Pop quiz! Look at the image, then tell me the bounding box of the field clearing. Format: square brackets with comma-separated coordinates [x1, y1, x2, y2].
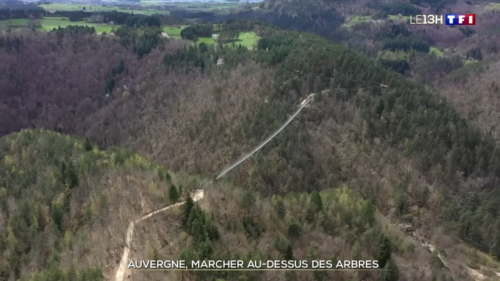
[39, 17, 117, 32]
[162, 26, 185, 39]
[430, 46, 444, 57]
[165, 2, 243, 10]
[196, 31, 259, 50]
[345, 15, 372, 27]
[387, 15, 410, 21]
[485, 2, 500, 10]
[38, 4, 169, 15]
[0, 18, 29, 28]
[378, 50, 413, 60]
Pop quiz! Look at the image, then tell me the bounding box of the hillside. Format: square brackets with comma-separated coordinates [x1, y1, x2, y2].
[0, 130, 200, 280]
[0, 130, 436, 281]
[3, 20, 500, 280]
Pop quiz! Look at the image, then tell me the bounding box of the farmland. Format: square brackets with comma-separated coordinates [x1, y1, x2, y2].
[144, 1, 245, 11]
[195, 31, 260, 50]
[162, 26, 185, 39]
[0, 18, 260, 49]
[36, 2, 250, 14]
[485, 2, 500, 10]
[38, 4, 170, 15]
[344, 15, 372, 27]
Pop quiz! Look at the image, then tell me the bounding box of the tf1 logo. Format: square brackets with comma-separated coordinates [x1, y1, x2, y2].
[445, 14, 476, 25]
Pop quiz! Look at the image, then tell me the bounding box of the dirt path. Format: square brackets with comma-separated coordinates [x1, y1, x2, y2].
[398, 224, 499, 281]
[114, 190, 205, 281]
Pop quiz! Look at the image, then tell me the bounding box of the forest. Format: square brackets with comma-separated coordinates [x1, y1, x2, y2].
[1, 4, 500, 280]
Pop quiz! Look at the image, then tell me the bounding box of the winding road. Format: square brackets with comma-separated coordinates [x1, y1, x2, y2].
[114, 94, 314, 281]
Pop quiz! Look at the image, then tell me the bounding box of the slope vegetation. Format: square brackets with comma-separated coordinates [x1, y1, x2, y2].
[3, 22, 500, 280]
[0, 130, 198, 280]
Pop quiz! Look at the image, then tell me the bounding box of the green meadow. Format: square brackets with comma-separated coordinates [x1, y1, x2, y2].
[0, 18, 29, 28]
[387, 14, 410, 21]
[195, 31, 260, 50]
[345, 15, 372, 27]
[430, 46, 445, 57]
[0, 19, 259, 49]
[162, 2, 243, 11]
[485, 2, 500, 10]
[162, 26, 185, 39]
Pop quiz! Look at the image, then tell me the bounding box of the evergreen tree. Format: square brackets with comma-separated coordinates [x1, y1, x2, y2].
[183, 194, 195, 228]
[65, 161, 78, 189]
[381, 259, 399, 281]
[310, 191, 323, 212]
[287, 219, 302, 239]
[83, 138, 92, 151]
[60, 161, 67, 185]
[273, 197, 286, 219]
[168, 184, 180, 203]
[377, 235, 392, 268]
[51, 202, 64, 231]
[489, 222, 500, 259]
[284, 243, 294, 260]
[361, 199, 376, 226]
[313, 76, 321, 93]
[241, 191, 256, 217]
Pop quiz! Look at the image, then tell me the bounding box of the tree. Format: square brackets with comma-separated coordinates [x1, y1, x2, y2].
[381, 259, 399, 281]
[65, 161, 78, 188]
[183, 194, 195, 228]
[313, 76, 321, 93]
[361, 199, 376, 226]
[168, 184, 180, 203]
[284, 243, 294, 260]
[241, 191, 256, 217]
[51, 202, 64, 231]
[310, 191, 322, 212]
[287, 219, 302, 239]
[273, 196, 286, 219]
[377, 235, 392, 268]
[84, 138, 92, 151]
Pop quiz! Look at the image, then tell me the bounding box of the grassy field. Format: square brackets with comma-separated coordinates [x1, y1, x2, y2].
[430, 46, 445, 57]
[196, 31, 259, 50]
[387, 14, 410, 21]
[0, 18, 29, 28]
[162, 26, 185, 39]
[345, 15, 372, 27]
[0, 19, 258, 49]
[151, 2, 244, 11]
[38, 4, 169, 15]
[378, 49, 413, 60]
[0, 17, 118, 32]
[485, 2, 500, 10]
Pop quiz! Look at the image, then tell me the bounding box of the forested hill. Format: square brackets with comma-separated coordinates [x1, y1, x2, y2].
[0, 129, 196, 280]
[2, 21, 500, 279]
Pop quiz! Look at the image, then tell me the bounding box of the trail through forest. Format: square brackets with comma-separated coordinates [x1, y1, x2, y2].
[114, 94, 314, 281]
[397, 223, 500, 281]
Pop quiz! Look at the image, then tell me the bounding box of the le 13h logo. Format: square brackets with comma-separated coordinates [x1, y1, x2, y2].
[445, 14, 476, 25]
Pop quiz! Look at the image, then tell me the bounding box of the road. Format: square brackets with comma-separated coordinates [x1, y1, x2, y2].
[114, 95, 314, 281]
